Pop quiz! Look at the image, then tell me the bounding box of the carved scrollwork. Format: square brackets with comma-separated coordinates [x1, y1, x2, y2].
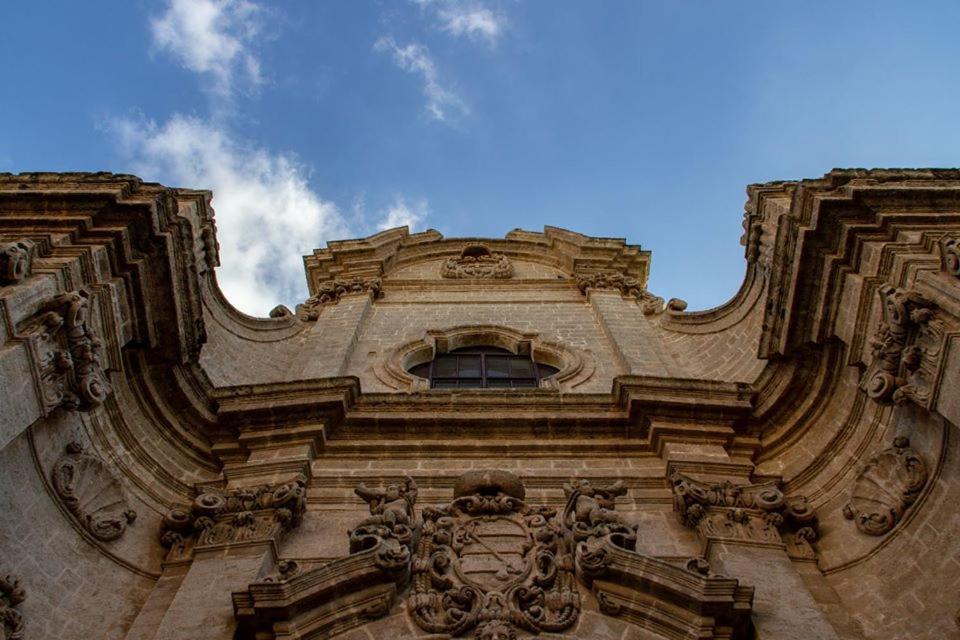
[350, 476, 419, 574]
[441, 244, 513, 279]
[563, 478, 638, 580]
[940, 234, 960, 278]
[295, 277, 382, 320]
[50, 441, 136, 542]
[159, 475, 307, 561]
[0, 574, 25, 640]
[843, 436, 928, 536]
[575, 270, 686, 316]
[0, 240, 33, 284]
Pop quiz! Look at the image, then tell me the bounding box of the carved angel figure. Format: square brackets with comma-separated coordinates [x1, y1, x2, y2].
[354, 476, 418, 526]
[562, 478, 628, 527]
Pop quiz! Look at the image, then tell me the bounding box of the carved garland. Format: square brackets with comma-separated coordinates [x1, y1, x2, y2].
[0, 574, 25, 640]
[440, 244, 513, 280]
[20, 289, 112, 412]
[0, 240, 32, 284]
[51, 441, 137, 542]
[295, 277, 382, 321]
[843, 436, 928, 536]
[159, 475, 307, 562]
[575, 271, 686, 316]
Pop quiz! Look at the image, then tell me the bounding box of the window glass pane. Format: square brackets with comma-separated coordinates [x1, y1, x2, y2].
[511, 379, 538, 388]
[457, 355, 481, 377]
[486, 356, 511, 378]
[486, 379, 513, 388]
[433, 356, 458, 377]
[536, 363, 559, 378]
[408, 362, 431, 379]
[509, 358, 534, 378]
[432, 379, 458, 389]
[457, 378, 483, 388]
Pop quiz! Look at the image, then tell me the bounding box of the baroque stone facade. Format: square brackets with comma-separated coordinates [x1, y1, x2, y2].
[1, 169, 960, 639]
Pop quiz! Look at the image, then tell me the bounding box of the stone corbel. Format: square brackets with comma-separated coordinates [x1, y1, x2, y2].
[158, 475, 308, 563]
[861, 284, 957, 409]
[670, 472, 819, 560]
[0, 239, 34, 284]
[0, 574, 25, 640]
[294, 276, 382, 321]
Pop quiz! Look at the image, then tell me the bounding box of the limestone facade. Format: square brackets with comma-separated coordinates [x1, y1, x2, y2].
[0, 169, 959, 639]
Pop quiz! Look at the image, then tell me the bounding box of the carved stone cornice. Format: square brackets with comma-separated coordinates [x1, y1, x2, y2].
[294, 276, 382, 321]
[0, 239, 33, 284]
[51, 441, 137, 542]
[861, 285, 956, 408]
[440, 244, 513, 279]
[0, 574, 25, 640]
[575, 270, 686, 315]
[18, 289, 112, 412]
[670, 472, 818, 558]
[843, 436, 928, 536]
[159, 475, 307, 562]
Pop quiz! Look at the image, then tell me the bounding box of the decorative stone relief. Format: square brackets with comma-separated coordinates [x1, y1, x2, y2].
[440, 244, 513, 279]
[940, 234, 960, 278]
[843, 436, 927, 536]
[350, 476, 419, 574]
[575, 270, 686, 315]
[261, 559, 301, 583]
[0, 574, 25, 640]
[0, 240, 32, 284]
[51, 441, 137, 542]
[19, 289, 112, 412]
[861, 284, 954, 408]
[159, 475, 307, 561]
[563, 478, 639, 577]
[294, 277, 382, 321]
[670, 472, 818, 558]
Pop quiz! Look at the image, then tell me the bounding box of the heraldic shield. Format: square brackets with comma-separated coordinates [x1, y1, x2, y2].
[409, 470, 581, 639]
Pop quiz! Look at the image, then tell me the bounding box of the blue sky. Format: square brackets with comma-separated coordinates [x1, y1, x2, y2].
[3, 2, 959, 315]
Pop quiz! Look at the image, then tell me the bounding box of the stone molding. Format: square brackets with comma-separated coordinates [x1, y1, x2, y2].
[576, 270, 686, 316]
[670, 472, 818, 559]
[843, 436, 928, 536]
[0, 574, 25, 640]
[159, 475, 307, 562]
[294, 276, 382, 321]
[440, 244, 514, 279]
[861, 284, 956, 409]
[18, 289, 112, 412]
[0, 239, 33, 284]
[50, 441, 137, 542]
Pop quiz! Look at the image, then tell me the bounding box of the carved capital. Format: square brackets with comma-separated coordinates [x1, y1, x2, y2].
[576, 270, 686, 316]
[295, 277, 382, 320]
[440, 244, 513, 279]
[51, 441, 136, 542]
[861, 285, 954, 409]
[0, 240, 33, 284]
[670, 472, 817, 555]
[843, 436, 928, 536]
[19, 289, 112, 412]
[0, 574, 25, 640]
[159, 475, 307, 561]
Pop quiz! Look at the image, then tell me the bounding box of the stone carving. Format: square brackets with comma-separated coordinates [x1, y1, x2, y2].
[441, 244, 513, 279]
[843, 436, 928, 536]
[940, 234, 960, 278]
[575, 270, 686, 315]
[19, 289, 112, 412]
[861, 285, 949, 408]
[670, 472, 818, 556]
[0, 240, 32, 284]
[51, 441, 137, 542]
[350, 476, 419, 574]
[403, 470, 581, 639]
[295, 277, 382, 320]
[159, 475, 307, 561]
[262, 559, 301, 583]
[563, 478, 638, 577]
[0, 574, 24, 640]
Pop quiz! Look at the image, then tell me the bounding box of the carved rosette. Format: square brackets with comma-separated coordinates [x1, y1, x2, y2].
[440, 244, 513, 279]
[671, 473, 818, 558]
[843, 436, 927, 536]
[0, 574, 25, 640]
[295, 277, 382, 321]
[19, 289, 112, 412]
[940, 234, 960, 278]
[861, 285, 955, 408]
[159, 475, 307, 561]
[0, 240, 32, 284]
[50, 441, 137, 542]
[575, 271, 686, 316]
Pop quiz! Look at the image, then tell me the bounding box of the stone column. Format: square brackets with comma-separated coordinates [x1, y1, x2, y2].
[127, 475, 308, 640]
[671, 472, 841, 640]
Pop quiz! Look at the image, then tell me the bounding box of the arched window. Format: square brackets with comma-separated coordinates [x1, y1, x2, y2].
[408, 346, 559, 389]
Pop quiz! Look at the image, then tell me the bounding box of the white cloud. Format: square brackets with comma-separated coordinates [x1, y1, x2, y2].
[437, 6, 502, 43]
[377, 197, 428, 231]
[151, 0, 263, 97]
[111, 114, 349, 316]
[374, 37, 467, 122]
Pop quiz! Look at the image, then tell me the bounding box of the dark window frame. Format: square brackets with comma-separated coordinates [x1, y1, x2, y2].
[408, 346, 558, 389]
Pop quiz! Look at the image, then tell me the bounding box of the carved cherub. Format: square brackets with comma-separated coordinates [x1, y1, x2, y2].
[562, 478, 628, 528]
[355, 476, 418, 526]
